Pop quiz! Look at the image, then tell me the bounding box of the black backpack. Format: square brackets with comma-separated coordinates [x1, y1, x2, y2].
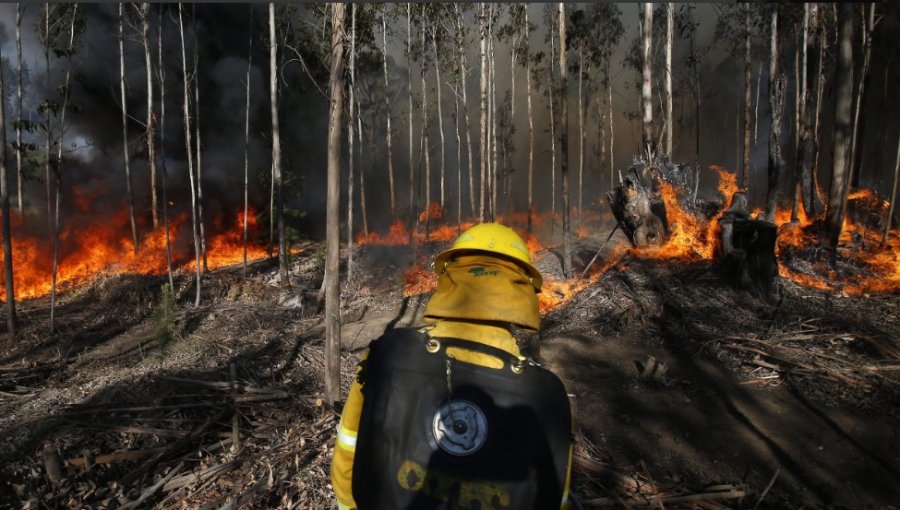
[352, 328, 572, 510]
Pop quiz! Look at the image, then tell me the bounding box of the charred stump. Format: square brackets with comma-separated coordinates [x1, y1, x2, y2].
[719, 192, 779, 300]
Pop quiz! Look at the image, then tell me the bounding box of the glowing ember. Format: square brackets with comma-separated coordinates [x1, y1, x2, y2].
[1, 208, 270, 301]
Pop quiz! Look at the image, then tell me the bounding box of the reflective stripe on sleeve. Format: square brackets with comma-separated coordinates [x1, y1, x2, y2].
[337, 501, 353, 510]
[337, 424, 358, 451]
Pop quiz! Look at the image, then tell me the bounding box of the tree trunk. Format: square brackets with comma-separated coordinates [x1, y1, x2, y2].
[765, 7, 784, 223]
[432, 24, 446, 211]
[479, 3, 487, 222]
[742, 4, 752, 190]
[0, 51, 17, 337]
[141, 3, 157, 229]
[526, 9, 534, 231]
[548, 12, 557, 218]
[792, 3, 810, 222]
[269, 3, 287, 284]
[665, 2, 673, 156]
[641, 2, 653, 154]
[420, 5, 431, 228]
[811, 4, 826, 215]
[455, 6, 475, 220]
[844, 3, 874, 218]
[381, 11, 395, 217]
[453, 54, 462, 226]
[407, 4, 414, 226]
[357, 97, 368, 237]
[578, 47, 584, 227]
[559, 3, 572, 277]
[489, 9, 498, 220]
[192, 16, 208, 272]
[44, 6, 51, 228]
[608, 57, 615, 191]
[347, 4, 355, 282]
[178, 4, 202, 307]
[325, 2, 346, 407]
[15, 4, 24, 215]
[823, 3, 854, 254]
[50, 4, 79, 333]
[120, 4, 138, 253]
[157, 7, 173, 290]
[243, 5, 253, 272]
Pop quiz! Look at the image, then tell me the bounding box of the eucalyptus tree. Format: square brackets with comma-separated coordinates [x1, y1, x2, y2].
[243, 5, 253, 271]
[640, 2, 653, 154]
[178, 3, 202, 306]
[15, 4, 25, 214]
[41, 3, 83, 332]
[136, 3, 158, 229]
[347, 3, 356, 280]
[824, 3, 855, 257]
[157, 6, 174, 289]
[378, 4, 396, 216]
[119, 4, 138, 253]
[589, 3, 624, 191]
[325, 2, 347, 406]
[0, 48, 16, 338]
[765, 3, 785, 223]
[192, 5, 208, 271]
[843, 3, 876, 220]
[559, 3, 572, 277]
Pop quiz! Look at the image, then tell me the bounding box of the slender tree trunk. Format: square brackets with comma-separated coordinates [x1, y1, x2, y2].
[884, 131, 900, 243]
[347, 4, 355, 282]
[50, 4, 78, 333]
[548, 14, 557, 218]
[792, 3, 810, 222]
[325, 2, 346, 407]
[243, 5, 253, 272]
[381, 11, 395, 216]
[691, 34, 701, 203]
[178, 4, 201, 306]
[577, 47, 584, 227]
[456, 6, 475, 220]
[489, 10, 498, 220]
[158, 7, 173, 290]
[269, 3, 287, 283]
[44, 6, 51, 229]
[665, 2, 673, 156]
[407, 4, 414, 223]
[420, 5, 431, 227]
[192, 15, 207, 272]
[641, 2, 653, 154]
[824, 3, 854, 254]
[608, 57, 615, 191]
[811, 4, 826, 215]
[766, 7, 785, 223]
[559, 3, 572, 277]
[742, 3, 752, 190]
[15, 4, 24, 215]
[0, 53, 17, 337]
[454, 61, 462, 226]
[357, 97, 368, 237]
[433, 25, 446, 211]
[120, 4, 138, 253]
[479, 3, 487, 222]
[844, 3, 874, 217]
[141, 3, 157, 229]
[526, 12, 534, 231]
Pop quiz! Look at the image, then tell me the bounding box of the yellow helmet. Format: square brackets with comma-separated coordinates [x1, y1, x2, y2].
[434, 222, 543, 291]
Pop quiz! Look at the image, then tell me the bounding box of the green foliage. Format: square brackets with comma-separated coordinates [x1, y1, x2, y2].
[153, 284, 176, 348]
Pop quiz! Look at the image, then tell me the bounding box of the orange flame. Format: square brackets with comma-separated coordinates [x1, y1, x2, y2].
[1, 208, 269, 301]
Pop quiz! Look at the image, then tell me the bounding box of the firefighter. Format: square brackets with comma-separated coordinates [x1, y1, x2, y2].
[331, 223, 573, 510]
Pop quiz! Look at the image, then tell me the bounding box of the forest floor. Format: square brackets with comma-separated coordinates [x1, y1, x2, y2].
[0, 228, 898, 509]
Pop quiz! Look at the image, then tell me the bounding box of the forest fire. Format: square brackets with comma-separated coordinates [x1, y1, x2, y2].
[0, 209, 269, 301]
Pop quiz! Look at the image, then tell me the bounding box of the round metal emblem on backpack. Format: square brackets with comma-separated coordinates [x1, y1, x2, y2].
[432, 399, 488, 456]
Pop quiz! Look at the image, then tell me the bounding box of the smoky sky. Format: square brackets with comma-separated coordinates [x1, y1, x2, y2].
[1, 3, 898, 240]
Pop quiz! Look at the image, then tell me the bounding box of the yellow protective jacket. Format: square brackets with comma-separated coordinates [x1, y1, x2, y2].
[330, 319, 573, 510]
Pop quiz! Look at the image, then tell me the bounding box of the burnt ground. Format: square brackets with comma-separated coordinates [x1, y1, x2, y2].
[0, 232, 898, 509]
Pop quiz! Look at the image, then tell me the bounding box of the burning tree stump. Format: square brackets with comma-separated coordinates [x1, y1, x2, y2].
[719, 192, 779, 300]
[607, 154, 695, 248]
